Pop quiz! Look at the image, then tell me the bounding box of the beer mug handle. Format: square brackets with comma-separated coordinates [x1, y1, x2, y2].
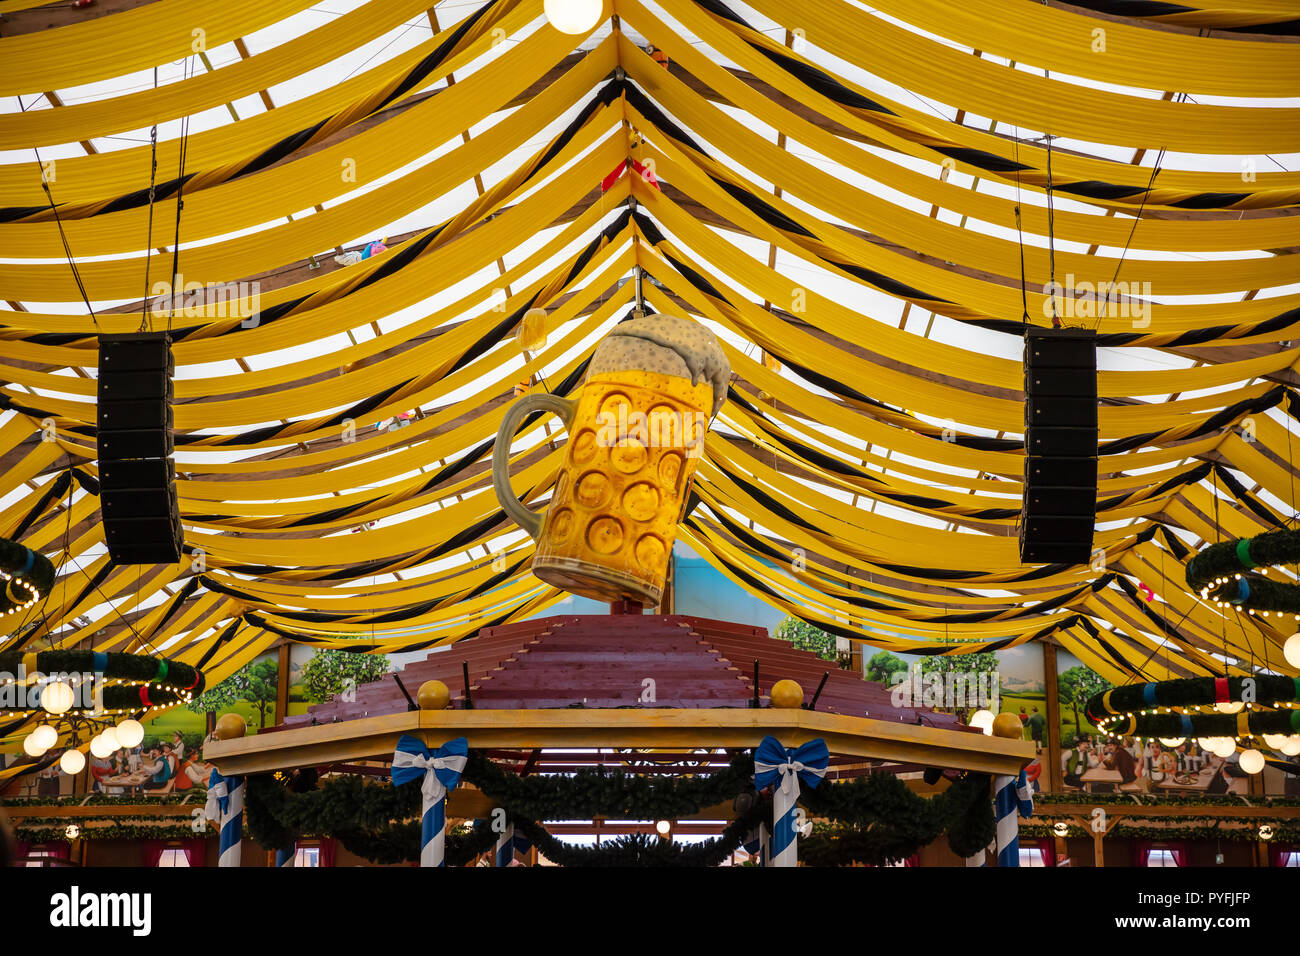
[492, 392, 575, 541]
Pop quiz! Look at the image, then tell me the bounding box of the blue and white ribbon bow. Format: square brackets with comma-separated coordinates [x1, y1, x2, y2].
[206, 769, 244, 868]
[391, 735, 468, 867]
[993, 769, 1034, 867]
[753, 736, 829, 867]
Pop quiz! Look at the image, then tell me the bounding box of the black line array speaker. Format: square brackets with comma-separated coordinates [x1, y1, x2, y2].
[97, 332, 183, 564]
[1020, 327, 1098, 565]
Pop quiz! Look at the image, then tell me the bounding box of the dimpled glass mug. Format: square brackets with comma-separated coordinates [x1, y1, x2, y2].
[492, 367, 713, 606]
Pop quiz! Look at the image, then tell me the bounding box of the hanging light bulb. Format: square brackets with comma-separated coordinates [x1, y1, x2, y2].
[99, 726, 119, 750]
[23, 734, 46, 757]
[59, 749, 85, 775]
[64, 824, 80, 840]
[518, 308, 548, 353]
[89, 734, 114, 759]
[1214, 701, 1244, 715]
[1238, 749, 1265, 774]
[1212, 738, 1237, 758]
[1262, 733, 1288, 750]
[544, 0, 603, 35]
[115, 718, 144, 748]
[1196, 737, 1218, 751]
[41, 681, 74, 715]
[1284, 633, 1300, 669]
[1280, 736, 1300, 756]
[1159, 737, 1185, 748]
[31, 724, 58, 751]
[969, 709, 995, 735]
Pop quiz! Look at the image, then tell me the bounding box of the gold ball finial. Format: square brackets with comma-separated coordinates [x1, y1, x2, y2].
[992, 712, 1023, 739]
[769, 679, 804, 709]
[417, 679, 451, 711]
[215, 713, 247, 740]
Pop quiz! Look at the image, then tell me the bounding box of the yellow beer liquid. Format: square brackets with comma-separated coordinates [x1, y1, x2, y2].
[533, 368, 713, 605]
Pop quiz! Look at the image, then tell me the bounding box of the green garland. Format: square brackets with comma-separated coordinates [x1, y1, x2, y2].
[1185, 528, 1300, 614]
[1022, 820, 1300, 844]
[0, 648, 205, 714]
[243, 750, 997, 867]
[0, 536, 55, 619]
[1085, 674, 1300, 742]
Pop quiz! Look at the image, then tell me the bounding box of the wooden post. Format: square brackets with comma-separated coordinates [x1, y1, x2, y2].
[275, 642, 291, 727]
[1042, 643, 1064, 793]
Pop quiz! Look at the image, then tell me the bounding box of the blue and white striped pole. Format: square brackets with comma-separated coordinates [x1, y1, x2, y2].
[993, 770, 1034, 867]
[205, 770, 244, 868]
[753, 737, 828, 868]
[391, 735, 468, 868]
[495, 823, 515, 867]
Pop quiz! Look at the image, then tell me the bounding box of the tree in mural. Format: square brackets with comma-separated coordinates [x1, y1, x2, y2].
[866, 650, 907, 685]
[301, 649, 391, 704]
[188, 657, 279, 729]
[1057, 665, 1112, 738]
[916, 651, 1001, 719]
[773, 616, 838, 661]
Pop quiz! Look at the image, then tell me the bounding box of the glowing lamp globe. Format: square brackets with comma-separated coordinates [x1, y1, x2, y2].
[969, 709, 995, 735]
[1238, 749, 1265, 774]
[41, 680, 75, 715]
[1196, 737, 1217, 751]
[1159, 737, 1185, 748]
[1211, 738, 1237, 758]
[60, 749, 85, 775]
[215, 712, 247, 740]
[417, 679, 451, 711]
[1052, 822, 1069, 837]
[116, 718, 144, 749]
[1284, 633, 1300, 669]
[1259, 824, 1275, 841]
[544, 0, 603, 34]
[22, 734, 46, 757]
[1281, 736, 1300, 756]
[655, 820, 672, 836]
[1214, 701, 1244, 715]
[99, 726, 119, 750]
[769, 679, 804, 709]
[31, 724, 58, 751]
[1262, 733, 1288, 750]
[89, 734, 115, 759]
[991, 712, 1023, 739]
[64, 824, 80, 840]
[519, 308, 548, 352]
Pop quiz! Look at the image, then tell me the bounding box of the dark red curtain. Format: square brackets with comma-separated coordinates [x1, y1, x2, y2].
[1167, 843, 1188, 867]
[183, 838, 207, 867]
[1134, 840, 1152, 866]
[143, 840, 166, 868]
[1269, 843, 1296, 867]
[320, 838, 337, 868]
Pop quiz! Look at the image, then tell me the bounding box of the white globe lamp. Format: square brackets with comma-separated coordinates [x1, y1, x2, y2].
[1238, 749, 1265, 774]
[59, 748, 85, 775]
[41, 681, 74, 715]
[115, 718, 144, 748]
[544, 0, 603, 35]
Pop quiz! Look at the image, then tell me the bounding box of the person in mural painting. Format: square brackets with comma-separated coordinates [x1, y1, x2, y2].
[1023, 753, 1042, 793]
[1026, 706, 1046, 748]
[141, 744, 176, 791]
[171, 731, 185, 761]
[1146, 741, 1175, 783]
[1062, 735, 1094, 789]
[1101, 740, 1138, 785]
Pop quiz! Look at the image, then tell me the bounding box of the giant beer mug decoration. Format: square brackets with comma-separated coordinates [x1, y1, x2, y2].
[492, 315, 730, 606]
